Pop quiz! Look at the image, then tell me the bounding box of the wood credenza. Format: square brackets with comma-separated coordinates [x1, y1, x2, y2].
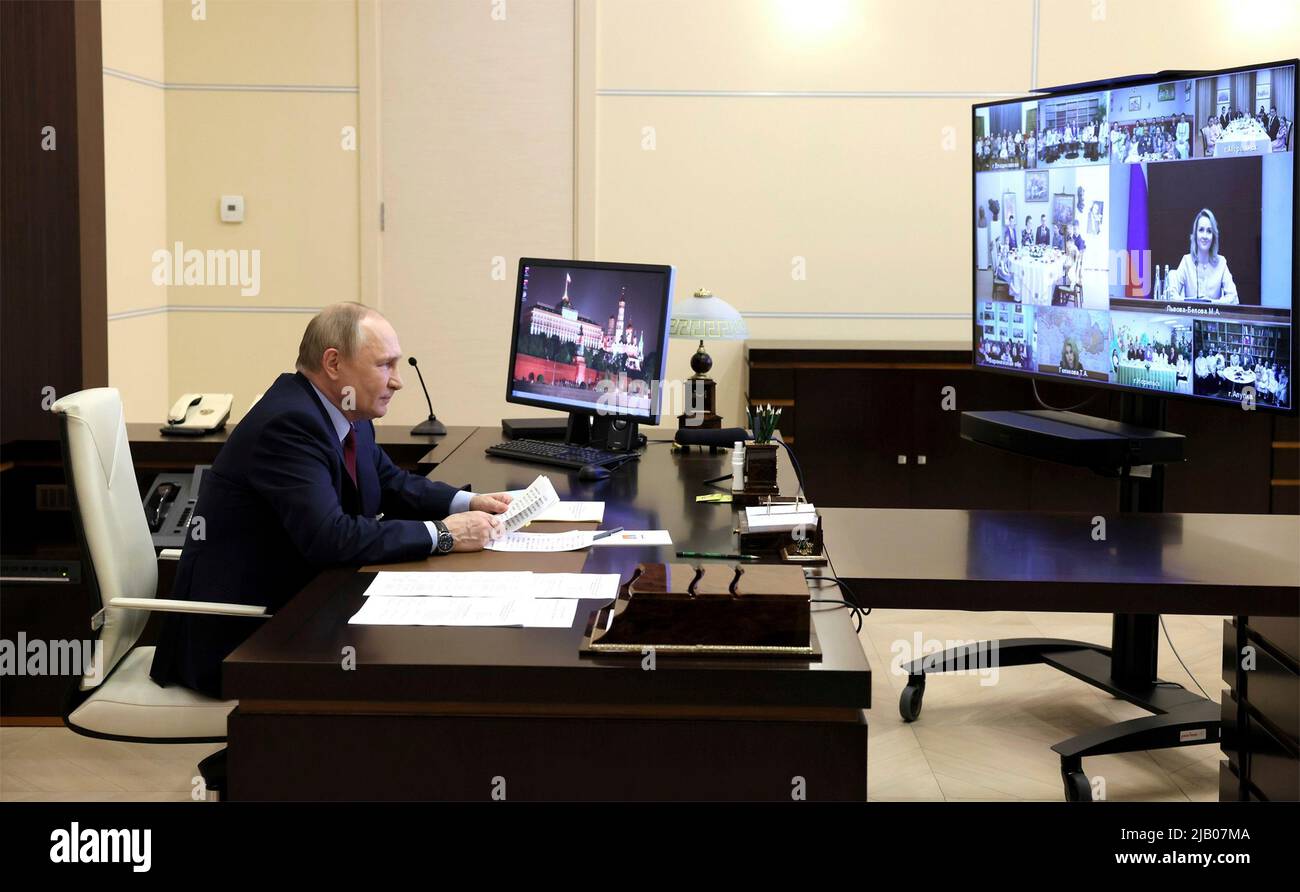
[745, 340, 1299, 515]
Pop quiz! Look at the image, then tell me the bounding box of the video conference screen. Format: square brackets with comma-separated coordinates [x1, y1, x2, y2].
[508, 260, 673, 421]
[972, 60, 1296, 410]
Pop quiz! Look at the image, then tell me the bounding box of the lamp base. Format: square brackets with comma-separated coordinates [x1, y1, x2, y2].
[678, 373, 722, 449]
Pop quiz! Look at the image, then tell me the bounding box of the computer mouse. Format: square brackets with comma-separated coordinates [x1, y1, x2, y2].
[577, 463, 611, 482]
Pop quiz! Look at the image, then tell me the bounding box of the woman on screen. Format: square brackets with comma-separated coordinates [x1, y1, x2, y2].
[1087, 201, 1104, 236]
[1168, 209, 1238, 304]
[1175, 114, 1191, 159]
[1059, 338, 1083, 372]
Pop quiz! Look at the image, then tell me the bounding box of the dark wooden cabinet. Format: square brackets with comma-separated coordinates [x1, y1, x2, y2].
[747, 341, 1297, 515]
[1222, 617, 1300, 801]
[794, 367, 913, 508]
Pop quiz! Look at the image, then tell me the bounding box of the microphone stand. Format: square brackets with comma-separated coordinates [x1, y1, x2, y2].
[407, 357, 447, 436]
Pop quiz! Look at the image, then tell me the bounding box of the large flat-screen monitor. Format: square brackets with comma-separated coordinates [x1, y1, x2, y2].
[972, 59, 1297, 412]
[505, 258, 675, 424]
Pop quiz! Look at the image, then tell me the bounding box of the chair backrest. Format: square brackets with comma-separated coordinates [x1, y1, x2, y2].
[51, 388, 157, 689]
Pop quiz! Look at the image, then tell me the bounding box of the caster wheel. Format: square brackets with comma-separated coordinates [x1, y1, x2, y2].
[899, 677, 925, 722]
[1063, 770, 1092, 802]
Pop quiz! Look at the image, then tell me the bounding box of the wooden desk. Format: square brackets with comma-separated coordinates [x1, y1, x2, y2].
[224, 428, 871, 801]
[821, 506, 1299, 801]
[820, 507, 1300, 617]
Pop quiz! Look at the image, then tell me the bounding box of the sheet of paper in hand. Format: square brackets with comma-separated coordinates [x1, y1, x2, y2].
[497, 475, 560, 533]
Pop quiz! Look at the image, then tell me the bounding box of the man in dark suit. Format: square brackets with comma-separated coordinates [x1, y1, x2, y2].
[1035, 215, 1051, 246]
[1004, 214, 1019, 250]
[151, 302, 510, 697]
[1267, 107, 1280, 141]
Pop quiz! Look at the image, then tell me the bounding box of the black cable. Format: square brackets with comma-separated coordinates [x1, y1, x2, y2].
[811, 598, 863, 633]
[1159, 615, 1211, 700]
[774, 438, 808, 501]
[1031, 378, 1098, 412]
[808, 576, 870, 620]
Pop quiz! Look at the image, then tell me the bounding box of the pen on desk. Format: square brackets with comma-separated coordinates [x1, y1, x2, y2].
[676, 550, 759, 561]
[592, 526, 624, 541]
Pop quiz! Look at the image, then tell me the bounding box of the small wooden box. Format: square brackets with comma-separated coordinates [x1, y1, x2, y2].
[581, 563, 815, 657]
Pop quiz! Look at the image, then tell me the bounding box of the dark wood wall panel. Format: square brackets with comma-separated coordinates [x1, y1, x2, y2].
[0, 0, 106, 445]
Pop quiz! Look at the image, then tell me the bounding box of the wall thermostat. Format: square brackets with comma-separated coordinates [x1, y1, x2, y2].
[220, 195, 244, 223]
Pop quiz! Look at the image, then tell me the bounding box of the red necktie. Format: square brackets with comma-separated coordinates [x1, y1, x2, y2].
[343, 424, 357, 486]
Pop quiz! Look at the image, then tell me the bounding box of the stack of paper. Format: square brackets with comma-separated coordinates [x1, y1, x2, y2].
[484, 529, 674, 552]
[485, 530, 596, 552]
[590, 530, 673, 546]
[363, 571, 620, 600]
[744, 503, 817, 531]
[349, 570, 625, 628]
[349, 597, 578, 628]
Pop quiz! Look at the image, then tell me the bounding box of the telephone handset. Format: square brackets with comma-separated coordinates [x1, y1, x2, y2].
[161, 393, 233, 436]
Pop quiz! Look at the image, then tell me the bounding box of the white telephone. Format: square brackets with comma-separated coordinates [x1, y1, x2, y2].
[162, 393, 233, 436]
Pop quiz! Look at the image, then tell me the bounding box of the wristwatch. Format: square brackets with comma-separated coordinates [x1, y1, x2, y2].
[432, 520, 455, 555]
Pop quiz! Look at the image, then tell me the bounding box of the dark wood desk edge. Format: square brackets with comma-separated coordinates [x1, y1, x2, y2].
[234, 699, 865, 724]
[833, 575, 1300, 617]
[416, 424, 478, 469]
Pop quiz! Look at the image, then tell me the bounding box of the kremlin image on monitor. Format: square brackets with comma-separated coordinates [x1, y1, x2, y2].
[509, 263, 668, 417]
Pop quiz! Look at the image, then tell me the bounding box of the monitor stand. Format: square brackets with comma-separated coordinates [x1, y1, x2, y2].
[566, 411, 640, 453]
[899, 393, 1220, 802]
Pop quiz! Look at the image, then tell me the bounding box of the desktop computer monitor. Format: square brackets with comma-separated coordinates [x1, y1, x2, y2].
[505, 258, 676, 426]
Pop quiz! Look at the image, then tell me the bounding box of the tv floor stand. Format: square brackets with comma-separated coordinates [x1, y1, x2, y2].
[899, 393, 1220, 802]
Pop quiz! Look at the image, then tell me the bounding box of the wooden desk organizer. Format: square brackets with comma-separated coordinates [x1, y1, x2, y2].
[580, 562, 817, 658]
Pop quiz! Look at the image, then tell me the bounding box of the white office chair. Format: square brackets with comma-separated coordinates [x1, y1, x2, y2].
[52, 387, 266, 799]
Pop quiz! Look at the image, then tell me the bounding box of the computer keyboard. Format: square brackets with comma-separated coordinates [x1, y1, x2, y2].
[485, 439, 631, 470]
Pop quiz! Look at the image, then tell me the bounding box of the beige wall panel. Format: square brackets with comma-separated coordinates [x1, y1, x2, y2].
[161, 0, 358, 85]
[165, 311, 315, 421]
[595, 95, 983, 421]
[1038, 0, 1300, 88]
[598, 0, 1034, 93]
[103, 77, 169, 316]
[164, 91, 359, 308]
[108, 313, 170, 422]
[102, 0, 165, 79]
[378, 0, 574, 428]
[103, 0, 169, 421]
[595, 97, 977, 313]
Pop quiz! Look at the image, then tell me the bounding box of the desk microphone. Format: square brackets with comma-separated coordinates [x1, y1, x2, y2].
[407, 357, 447, 436]
[674, 427, 750, 449]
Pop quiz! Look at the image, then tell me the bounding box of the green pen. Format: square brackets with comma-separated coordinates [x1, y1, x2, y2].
[676, 550, 759, 561]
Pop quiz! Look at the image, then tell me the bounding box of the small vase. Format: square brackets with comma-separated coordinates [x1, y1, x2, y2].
[743, 442, 779, 493]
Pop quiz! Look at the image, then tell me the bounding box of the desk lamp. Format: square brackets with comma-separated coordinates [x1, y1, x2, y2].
[669, 288, 748, 429]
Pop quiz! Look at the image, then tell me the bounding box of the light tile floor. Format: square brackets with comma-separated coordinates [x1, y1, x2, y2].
[0, 609, 1225, 801]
